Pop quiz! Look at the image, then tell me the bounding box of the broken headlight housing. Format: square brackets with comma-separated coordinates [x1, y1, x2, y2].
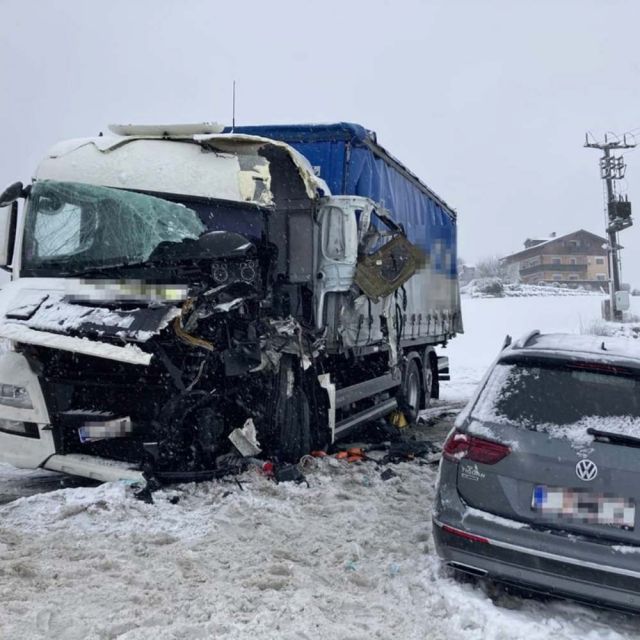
[0, 384, 33, 409]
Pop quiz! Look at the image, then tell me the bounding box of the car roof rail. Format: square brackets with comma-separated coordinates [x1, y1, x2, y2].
[512, 329, 540, 349]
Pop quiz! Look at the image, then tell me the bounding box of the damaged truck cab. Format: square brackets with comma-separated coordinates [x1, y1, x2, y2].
[0, 122, 461, 483]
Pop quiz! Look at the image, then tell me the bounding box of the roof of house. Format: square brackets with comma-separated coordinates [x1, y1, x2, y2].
[502, 229, 608, 262]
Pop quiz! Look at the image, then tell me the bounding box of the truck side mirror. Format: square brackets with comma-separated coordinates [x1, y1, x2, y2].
[0, 203, 18, 270]
[0, 182, 24, 208]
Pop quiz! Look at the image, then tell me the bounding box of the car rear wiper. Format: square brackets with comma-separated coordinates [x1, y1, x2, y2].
[587, 427, 640, 449]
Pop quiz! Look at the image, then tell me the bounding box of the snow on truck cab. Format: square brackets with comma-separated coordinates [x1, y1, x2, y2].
[0, 122, 461, 483]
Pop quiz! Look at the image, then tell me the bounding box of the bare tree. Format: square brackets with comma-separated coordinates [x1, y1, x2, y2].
[475, 255, 509, 280]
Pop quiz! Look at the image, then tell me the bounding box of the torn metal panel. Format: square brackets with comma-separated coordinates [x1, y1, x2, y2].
[335, 292, 399, 367]
[4, 291, 180, 343]
[37, 133, 330, 209]
[6, 291, 49, 319]
[318, 373, 336, 443]
[251, 317, 324, 374]
[228, 418, 261, 457]
[194, 133, 330, 200]
[0, 323, 152, 365]
[37, 139, 248, 203]
[43, 453, 145, 484]
[355, 234, 425, 302]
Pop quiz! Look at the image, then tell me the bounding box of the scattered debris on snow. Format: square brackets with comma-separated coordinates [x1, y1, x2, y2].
[1, 461, 638, 640]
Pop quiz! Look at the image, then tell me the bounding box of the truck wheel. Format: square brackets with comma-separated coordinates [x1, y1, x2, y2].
[273, 356, 312, 462]
[401, 357, 422, 424]
[277, 386, 312, 462]
[156, 392, 226, 472]
[422, 354, 436, 409]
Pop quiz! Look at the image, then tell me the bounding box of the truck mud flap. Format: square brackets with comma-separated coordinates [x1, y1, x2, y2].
[437, 355, 450, 381]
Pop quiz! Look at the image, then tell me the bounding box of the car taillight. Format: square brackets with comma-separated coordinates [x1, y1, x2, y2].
[442, 431, 471, 461]
[441, 524, 489, 544]
[442, 430, 510, 465]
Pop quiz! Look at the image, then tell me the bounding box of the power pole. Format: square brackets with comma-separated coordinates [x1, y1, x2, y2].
[585, 133, 635, 320]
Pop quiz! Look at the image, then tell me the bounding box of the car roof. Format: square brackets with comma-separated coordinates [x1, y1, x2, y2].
[503, 331, 640, 368]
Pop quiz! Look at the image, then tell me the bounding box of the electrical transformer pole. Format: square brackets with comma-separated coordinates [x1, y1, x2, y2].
[585, 133, 635, 321]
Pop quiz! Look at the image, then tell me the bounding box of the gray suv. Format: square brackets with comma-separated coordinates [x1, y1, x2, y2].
[433, 330, 640, 612]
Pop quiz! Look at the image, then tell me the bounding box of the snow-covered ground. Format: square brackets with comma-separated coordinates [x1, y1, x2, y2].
[3, 293, 640, 639]
[439, 292, 637, 404]
[461, 279, 606, 299]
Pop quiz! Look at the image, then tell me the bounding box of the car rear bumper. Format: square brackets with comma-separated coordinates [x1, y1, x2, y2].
[433, 516, 640, 613]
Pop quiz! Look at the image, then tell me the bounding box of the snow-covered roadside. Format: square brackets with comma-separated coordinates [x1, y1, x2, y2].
[2, 460, 639, 640]
[438, 293, 621, 405]
[461, 280, 605, 298]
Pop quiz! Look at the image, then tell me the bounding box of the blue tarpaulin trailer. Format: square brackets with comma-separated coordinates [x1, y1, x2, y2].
[228, 123, 463, 341]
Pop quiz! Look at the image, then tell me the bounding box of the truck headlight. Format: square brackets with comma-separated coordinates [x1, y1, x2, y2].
[0, 384, 33, 409]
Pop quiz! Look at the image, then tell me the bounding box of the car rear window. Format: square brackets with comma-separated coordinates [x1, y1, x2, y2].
[472, 361, 640, 429]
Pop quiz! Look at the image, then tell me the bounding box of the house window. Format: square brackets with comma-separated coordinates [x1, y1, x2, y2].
[569, 275, 579, 280]
[595, 257, 605, 265]
[570, 258, 577, 265]
[596, 274, 607, 281]
[553, 273, 563, 280]
[551, 257, 561, 265]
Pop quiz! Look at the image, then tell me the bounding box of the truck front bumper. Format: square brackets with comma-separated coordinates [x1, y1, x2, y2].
[0, 351, 56, 469]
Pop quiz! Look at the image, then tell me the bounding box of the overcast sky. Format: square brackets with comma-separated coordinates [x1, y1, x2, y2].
[2, 0, 640, 284]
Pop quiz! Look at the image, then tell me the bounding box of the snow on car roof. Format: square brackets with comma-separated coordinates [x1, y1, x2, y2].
[507, 331, 640, 364]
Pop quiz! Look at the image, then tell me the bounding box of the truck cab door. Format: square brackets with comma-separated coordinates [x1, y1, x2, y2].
[314, 196, 362, 329]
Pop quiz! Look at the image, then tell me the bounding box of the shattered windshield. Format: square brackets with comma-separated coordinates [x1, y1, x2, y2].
[22, 180, 206, 274]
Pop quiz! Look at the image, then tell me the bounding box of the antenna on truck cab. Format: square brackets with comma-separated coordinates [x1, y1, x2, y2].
[232, 80, 236, 131]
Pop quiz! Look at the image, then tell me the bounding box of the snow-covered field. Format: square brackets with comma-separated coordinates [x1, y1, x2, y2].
[440, 293, 637, 404]
[2, 293, 640, 639]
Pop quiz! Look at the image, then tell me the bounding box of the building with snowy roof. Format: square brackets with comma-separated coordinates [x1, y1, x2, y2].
[501, 229, 609, 289]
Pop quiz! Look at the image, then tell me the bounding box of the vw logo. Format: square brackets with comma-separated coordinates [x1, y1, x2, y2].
[576, 459, 598, 481]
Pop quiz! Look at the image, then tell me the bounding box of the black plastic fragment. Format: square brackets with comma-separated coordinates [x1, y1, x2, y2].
[274, 464, 307, 485]
[380, 468, 398, 481]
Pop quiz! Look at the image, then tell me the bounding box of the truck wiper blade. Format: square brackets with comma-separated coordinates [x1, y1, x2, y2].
[587, 427, 640, 449]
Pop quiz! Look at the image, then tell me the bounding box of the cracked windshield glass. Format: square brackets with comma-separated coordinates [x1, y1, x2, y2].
[22, 180, 205, 275]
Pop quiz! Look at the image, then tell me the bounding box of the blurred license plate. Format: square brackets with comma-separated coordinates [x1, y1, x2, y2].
[78, 416, 132, 443]
[532, 485, 635, 529]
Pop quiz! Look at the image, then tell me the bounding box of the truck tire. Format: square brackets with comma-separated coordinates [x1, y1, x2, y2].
[273, 356, 312, 462]
[401, 356, 422, 425]
[422, 352, 437, 409]
[155, 392, 226, 472]
[277, 385, 311, 462]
